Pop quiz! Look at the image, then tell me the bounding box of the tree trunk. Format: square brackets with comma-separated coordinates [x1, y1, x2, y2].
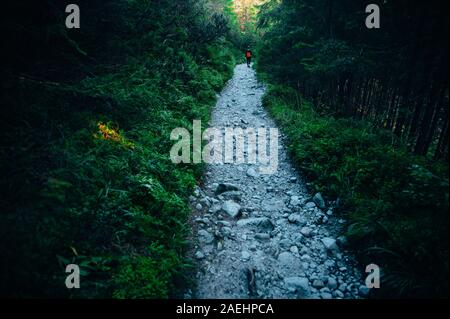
[414, 81, 442, 155]
[435, 115, 449, 160]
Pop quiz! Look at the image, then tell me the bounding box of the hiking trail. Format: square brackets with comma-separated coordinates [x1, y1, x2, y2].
[188, 64, 366, 299]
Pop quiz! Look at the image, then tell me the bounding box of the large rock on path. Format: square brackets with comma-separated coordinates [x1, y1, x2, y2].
[221, 200, 242, 218]
[216, 183, 239, 195]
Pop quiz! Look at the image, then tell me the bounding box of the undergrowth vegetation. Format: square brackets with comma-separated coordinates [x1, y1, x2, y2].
[1, 0, 238, 298]
[262, 85, 449, 298]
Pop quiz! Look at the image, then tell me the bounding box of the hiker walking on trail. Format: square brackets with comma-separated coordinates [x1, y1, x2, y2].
[245, 48, 253, 67]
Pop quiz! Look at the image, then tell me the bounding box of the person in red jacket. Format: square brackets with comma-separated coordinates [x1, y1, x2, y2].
[245, 48, 253, 67]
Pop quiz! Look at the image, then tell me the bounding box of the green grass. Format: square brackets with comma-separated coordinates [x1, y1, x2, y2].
[262, 84, 449, 298]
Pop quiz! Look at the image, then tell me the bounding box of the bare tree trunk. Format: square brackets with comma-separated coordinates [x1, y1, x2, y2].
[414, 81, 442, 155]
[435, 115, 449, 160]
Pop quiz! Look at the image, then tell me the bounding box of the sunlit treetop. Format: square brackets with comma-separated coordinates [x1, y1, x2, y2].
[232, 0, 267, 31]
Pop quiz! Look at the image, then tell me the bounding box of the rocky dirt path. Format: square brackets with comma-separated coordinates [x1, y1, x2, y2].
[188, 64, 367, 299]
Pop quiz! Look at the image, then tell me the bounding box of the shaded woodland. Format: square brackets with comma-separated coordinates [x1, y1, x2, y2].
[257, 0, 448, 297]
[258, 0, 449, 160]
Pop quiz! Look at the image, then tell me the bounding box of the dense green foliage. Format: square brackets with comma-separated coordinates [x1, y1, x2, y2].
[257, 0, 449, 298]
[1, 0, 238, 298]
[263, 86, 448, 297]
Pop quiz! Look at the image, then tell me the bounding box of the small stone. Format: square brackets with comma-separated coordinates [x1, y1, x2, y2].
[220, 227, 232, 238]
[327, 277, 338, 290]
[313, 193, 326, 209]
[321, 237, 339, 252]
[241, 251, 251, 261]
[200, 197, 211, 207]
[284, 277, 310, 296]
[195, 203, 203, 210]
[288, 214, 307, 226]
[217, 221, 231, 227]
[215, 183, 239, 195]
[305, 202, 316, 209]
[208, 203, 222, 214]
[290, 196, 302, 206]
[237, 217, 275, 232]
[333, 290, 344, 298]
[312, 280, 325, 289]
[290, 246, 299, 254]
[221, 191, 243, 202]
[221, 200, 242, 218]
[301, 254, 311, 261]
[255, 233, 271, 240]
[290, 177, 297, 183]
[198, 230, 214, 244]
[279, 238, 292, 250]
[196, 218, 209, 226]
[246, 167, 259, 178]
[195, 251, 205, 260]
[278, 252, 296, 266]
[320, 287, 331, 293]
[300, 227, 312, 237]
[337, 236, 349, 248]
[300, 247, 309, 255]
